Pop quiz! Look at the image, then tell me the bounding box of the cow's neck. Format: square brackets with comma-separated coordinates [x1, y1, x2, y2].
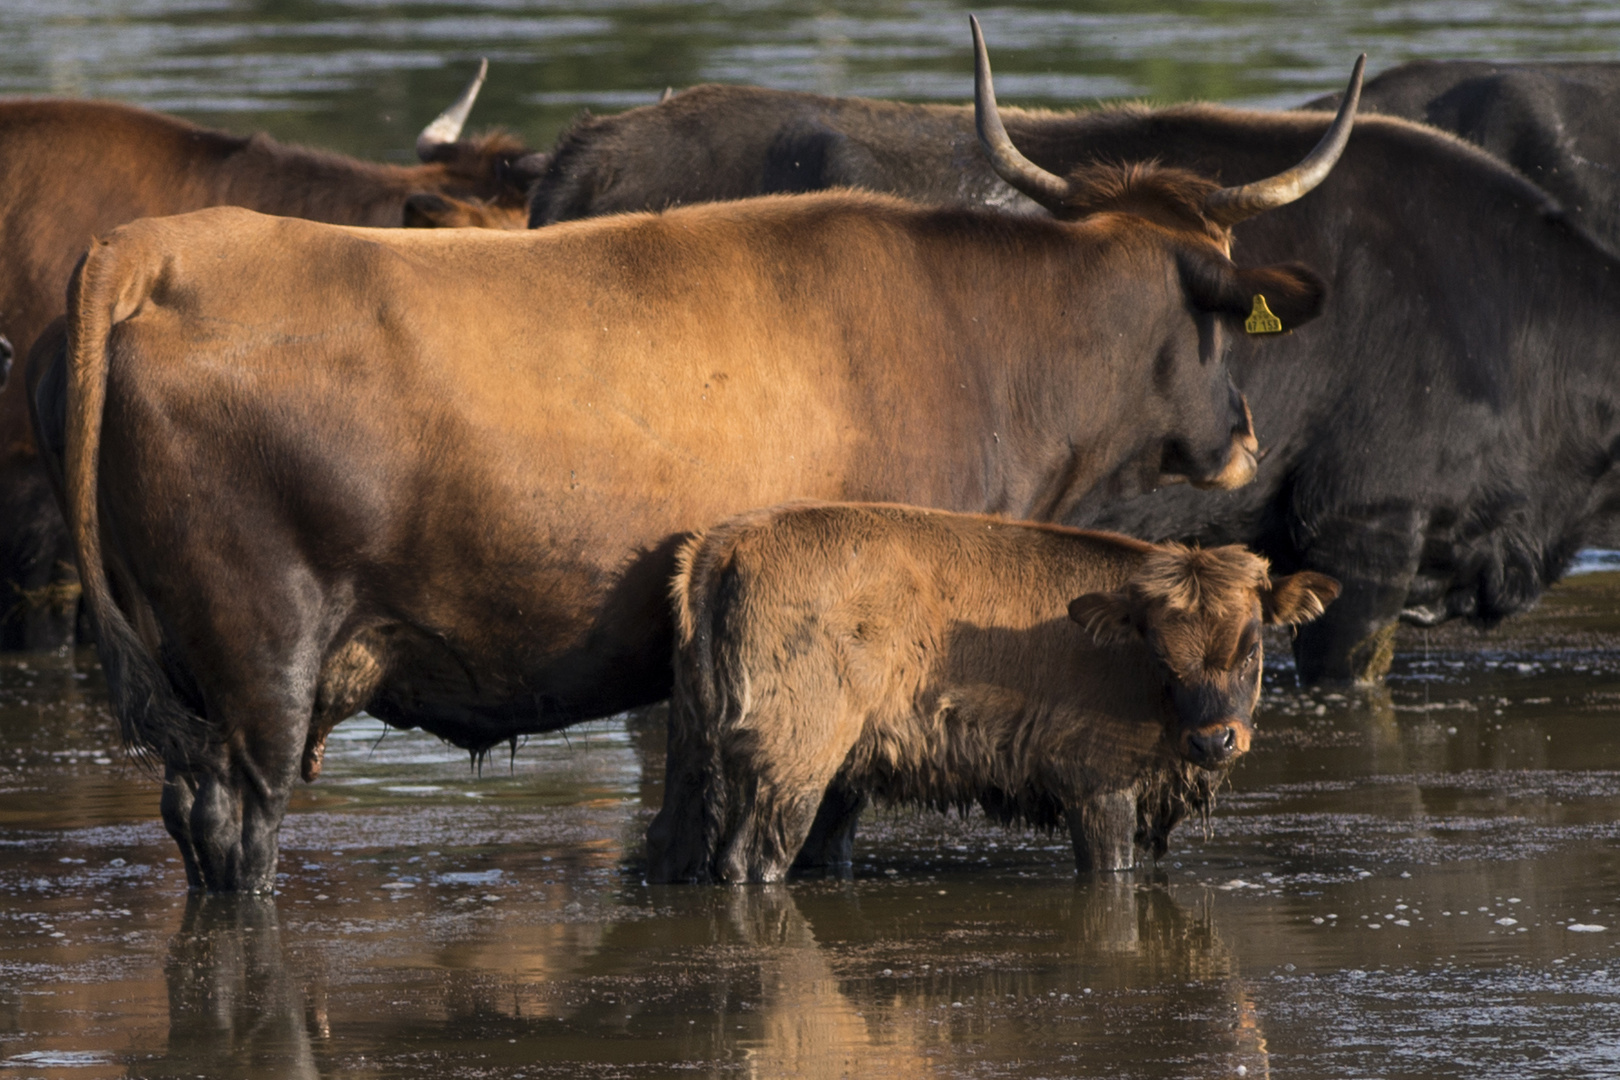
[214, 133, 436, 228]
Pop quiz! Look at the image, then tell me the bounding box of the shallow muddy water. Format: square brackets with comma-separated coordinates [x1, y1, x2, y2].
[5, 572, 1620, 1077]
[10, 1, 1620, 1076]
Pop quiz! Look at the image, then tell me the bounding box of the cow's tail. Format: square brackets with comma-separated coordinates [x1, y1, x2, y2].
[65, 238, 207, 770]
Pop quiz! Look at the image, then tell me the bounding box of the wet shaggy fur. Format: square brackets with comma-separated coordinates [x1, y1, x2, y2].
[1049, 161, 1227, 243]
[647, 502, 1338, 884]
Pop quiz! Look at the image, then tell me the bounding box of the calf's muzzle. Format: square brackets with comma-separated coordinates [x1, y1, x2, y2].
[1181, 720, 1252, 767]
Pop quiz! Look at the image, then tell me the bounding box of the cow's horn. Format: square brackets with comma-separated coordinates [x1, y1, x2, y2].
[971, 15, 1070, 208]
[417, 58, 489, 159]
[1204, 54, 1366, 226]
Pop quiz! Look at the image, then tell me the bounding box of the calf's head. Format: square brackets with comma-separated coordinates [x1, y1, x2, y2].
[972, 19, 1363, 491]
[1068, 545, 1340, 768]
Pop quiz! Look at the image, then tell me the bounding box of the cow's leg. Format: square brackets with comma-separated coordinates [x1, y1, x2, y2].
[160, 766, 205, 890]
[1066, 790, 1139, 873]
[1289, 508, 1422, 685]
[791, 780, 867, 874]
[182, 670, 315, 894]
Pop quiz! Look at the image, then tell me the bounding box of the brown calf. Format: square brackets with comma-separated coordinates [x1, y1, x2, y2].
[647, 502, 1338, 883]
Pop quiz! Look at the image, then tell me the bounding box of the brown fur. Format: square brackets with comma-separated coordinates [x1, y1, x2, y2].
[647, 502, 1339, 883]
[0, 98, 536, 649]
[1056, 162, 1228, 245]
[48, 179, 1325, 891]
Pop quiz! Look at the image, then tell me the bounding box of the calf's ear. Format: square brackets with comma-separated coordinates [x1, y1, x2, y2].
[1068, 592, 1138, 645]
[1262, 572, 1341, 625]
[1179, 249, 1328, 332]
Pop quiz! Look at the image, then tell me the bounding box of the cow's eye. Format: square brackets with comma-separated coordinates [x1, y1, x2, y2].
[1243, 641, 1260, 667]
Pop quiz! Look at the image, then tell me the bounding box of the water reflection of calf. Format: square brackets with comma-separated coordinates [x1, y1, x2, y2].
[162, 896, 323, 1080]
[794, 880, 1271, 1078]
[722, 884, 932, 1079]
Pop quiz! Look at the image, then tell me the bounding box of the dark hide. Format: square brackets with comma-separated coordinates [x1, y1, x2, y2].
[1306, 61, 1620, 250]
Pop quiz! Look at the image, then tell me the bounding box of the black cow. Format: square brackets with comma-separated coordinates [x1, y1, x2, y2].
[527, 39, 1620, 684]
[1306, 60, 1620, 250]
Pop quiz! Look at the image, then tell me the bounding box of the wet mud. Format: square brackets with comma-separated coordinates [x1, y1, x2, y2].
[3, 573, 1620, 1077]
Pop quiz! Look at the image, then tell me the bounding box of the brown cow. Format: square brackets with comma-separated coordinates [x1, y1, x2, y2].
[646, 502, 1339, 883]
[39, 70, 1352, 890]
[0, 62, 545, 650]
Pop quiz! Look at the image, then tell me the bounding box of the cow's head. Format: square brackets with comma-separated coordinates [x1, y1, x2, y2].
[410, 59, 551, 221]
[972, 19, 1363, 491]
[1068, 544, 1340, 768]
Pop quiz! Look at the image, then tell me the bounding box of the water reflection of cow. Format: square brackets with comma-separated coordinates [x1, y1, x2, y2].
[162, 898, 323, 1080]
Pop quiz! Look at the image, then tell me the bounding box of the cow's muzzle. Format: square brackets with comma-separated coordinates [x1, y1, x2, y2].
[1189, 396, 1260, 491]
[1180, 720, 1252, 768]
[0, 335, 11, 392]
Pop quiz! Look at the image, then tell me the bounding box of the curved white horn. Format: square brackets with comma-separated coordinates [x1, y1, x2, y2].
[1204, 54, 1366, 226]
[417, 58, 489, 159]
[971, 15, 1071, 208]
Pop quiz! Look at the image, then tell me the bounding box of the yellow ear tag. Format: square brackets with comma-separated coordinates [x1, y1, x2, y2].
[1244, 294, 1283, 335]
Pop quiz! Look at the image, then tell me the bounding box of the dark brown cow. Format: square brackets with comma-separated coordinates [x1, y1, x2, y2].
[39, 71, 1352, 889]
[0, 62, 545, 650]
[647, 502, 1338, 883]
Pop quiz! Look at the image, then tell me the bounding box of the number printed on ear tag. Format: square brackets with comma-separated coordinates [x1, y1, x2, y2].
[1244, 294, 1283, 335]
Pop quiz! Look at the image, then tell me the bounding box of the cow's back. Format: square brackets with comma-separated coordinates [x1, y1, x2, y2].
[532, 84, 1042, 225]
[1308, 61, 1620, 248]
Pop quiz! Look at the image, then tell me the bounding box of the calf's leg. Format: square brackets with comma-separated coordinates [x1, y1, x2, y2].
[646, 715, 725, 883]
[1066, 790, 1139, 873]
[791, 779, 867, 874]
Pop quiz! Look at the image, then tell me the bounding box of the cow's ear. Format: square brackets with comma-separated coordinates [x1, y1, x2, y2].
[1262, 572, 1341, 625]
[403, 193, 454, 228]
[1233, 264, 1327, 330]
[1068, 592, 1138, 645]
[1178, 249, 1327, 332]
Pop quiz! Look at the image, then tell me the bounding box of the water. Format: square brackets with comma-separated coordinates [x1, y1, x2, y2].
[9, 1, 1620, 161]
[9, 1, 1620, 1075]
[5, 571, 1620, 1077]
